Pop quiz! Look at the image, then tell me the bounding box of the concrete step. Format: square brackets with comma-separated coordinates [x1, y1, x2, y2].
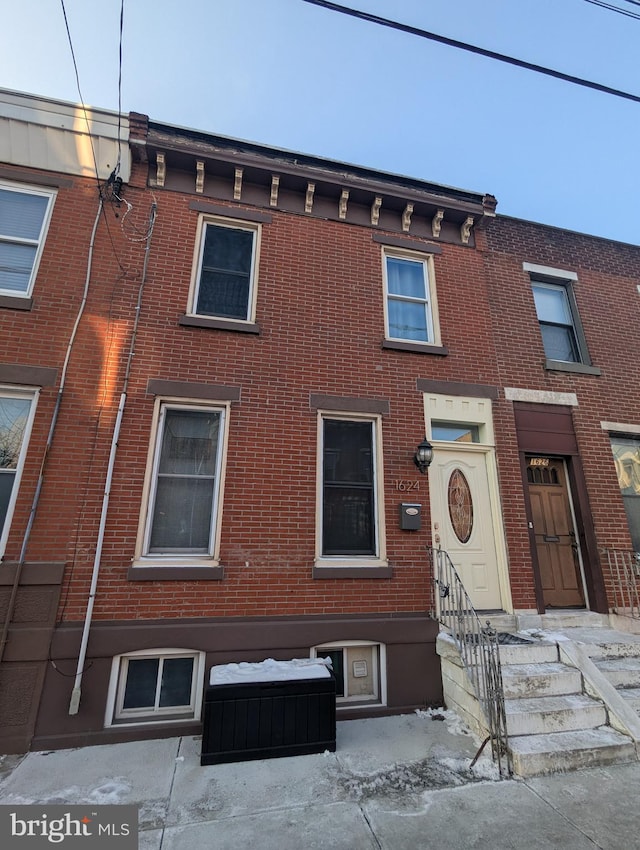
[618, 687, 640, 713]
[501, 662, 582, 699]
[508, 727, 636, 777]
[505, 694, 607, 736]
[498, 642, 558, 666]
[594, 657, 640, 689]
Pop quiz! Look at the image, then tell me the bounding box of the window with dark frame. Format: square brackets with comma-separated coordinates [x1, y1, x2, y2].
[322, 419, 376, 556]
[194, 221, 255, 320]
[531, 281, 581, 363]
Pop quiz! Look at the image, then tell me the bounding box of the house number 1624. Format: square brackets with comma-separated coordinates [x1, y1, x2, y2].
[393, 479, 420, 491]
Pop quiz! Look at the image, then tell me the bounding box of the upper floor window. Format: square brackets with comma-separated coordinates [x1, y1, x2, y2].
[532, 281, 582, 363]
[0, 389, 37, 556]
[610, 435, 640, 552]
[0, 182, 56, 297]
[383, 252, 436, 344]
[142, 403, 227, 558]
[190, 219, 259, 322]
[524, 263, 597, 373]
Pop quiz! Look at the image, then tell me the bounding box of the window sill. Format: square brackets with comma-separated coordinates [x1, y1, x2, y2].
[0, 294, 33, 311]
[382, 339, 448, 356]
[544, 359, 601, 376]
[313, 561, 393, 579]
[128, 562, 224, 581]
[179, 314, 261, 334]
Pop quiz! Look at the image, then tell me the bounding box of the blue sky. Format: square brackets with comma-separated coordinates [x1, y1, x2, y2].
[3, 0, 639, 243]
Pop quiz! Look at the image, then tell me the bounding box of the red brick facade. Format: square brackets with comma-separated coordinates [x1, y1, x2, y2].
[1, 96, 638, 752]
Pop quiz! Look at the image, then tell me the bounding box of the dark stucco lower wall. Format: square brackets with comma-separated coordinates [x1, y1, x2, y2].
[31, 611, 442, 751]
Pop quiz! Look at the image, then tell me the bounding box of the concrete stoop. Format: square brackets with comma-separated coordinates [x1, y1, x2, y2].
[437, 620, 640, 778]
[500, 642, 636, 776]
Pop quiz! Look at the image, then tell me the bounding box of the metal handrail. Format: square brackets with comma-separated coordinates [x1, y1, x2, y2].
[429, 545, 512, 777]
[603, 548, 640, 619]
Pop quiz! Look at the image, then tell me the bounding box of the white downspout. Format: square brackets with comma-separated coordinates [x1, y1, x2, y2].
[69, 201, 157, 715]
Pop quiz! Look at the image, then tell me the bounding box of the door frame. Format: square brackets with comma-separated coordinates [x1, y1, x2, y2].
[424, 392, 513, 614]
[525, 454, 588, 609]
[519, 450, 607, 614]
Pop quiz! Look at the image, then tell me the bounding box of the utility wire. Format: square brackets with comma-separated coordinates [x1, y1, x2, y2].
[301, 0, 640, 104]
[59, 0, 101, 184]
[582, 0, 640, 20]
[60, 0, 127, 273]
[115, 0, 124, 175]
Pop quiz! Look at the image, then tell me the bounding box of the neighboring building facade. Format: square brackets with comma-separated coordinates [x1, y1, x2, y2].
[0, 89, 638, 752]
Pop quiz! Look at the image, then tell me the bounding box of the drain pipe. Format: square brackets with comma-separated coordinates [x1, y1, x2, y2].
[0, 199, 103, 664]
[69, 201, 157, 715]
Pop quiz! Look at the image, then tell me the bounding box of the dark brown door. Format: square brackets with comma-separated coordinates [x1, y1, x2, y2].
[527, 457, 585, 608]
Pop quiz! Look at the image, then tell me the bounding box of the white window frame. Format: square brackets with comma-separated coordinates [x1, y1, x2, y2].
[104, 648, 205, 727]
[0, 387, 38, 558]
[315, 412, 387, 568]
[0, 181, 56, 298]
[311, 640, 386, 707]
[188, 215, 261, 323]
[135, 399, 230, 567]
[382, 248, 440, 345]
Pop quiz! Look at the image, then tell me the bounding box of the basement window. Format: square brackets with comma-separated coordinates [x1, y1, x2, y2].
[105, 649, 205, 727]
[312, 641, 386, 706]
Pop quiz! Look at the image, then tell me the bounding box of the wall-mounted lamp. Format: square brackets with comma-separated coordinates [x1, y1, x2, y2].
[413, 438, 434, 474]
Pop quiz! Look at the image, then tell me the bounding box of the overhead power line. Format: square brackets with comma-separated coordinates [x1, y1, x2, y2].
[301, 0, 640, 104]
[582, 0, 640, 21]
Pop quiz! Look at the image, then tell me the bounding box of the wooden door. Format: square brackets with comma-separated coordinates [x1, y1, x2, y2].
[430, 447, 503, 610]
[527, 457, 585, 608]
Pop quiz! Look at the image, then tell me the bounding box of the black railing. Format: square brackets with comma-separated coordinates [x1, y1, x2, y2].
[429, 545, 512, 777]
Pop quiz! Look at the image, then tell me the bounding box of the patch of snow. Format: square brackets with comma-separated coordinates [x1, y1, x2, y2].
[415, 707, 472, 738]
[209, 657, 331, 685]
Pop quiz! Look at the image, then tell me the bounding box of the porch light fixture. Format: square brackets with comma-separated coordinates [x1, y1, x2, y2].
[414, 438, 434, 474]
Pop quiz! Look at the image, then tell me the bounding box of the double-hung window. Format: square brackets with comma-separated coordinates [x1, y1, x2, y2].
[610, 435, 640, 553]
[531, 281, 581, 363]
[525, 264, 595, 371]
[0, 182, 55, 297]
[320, 417, 380, 559]
[383, 251, 435, 344]
[143, 404, 226, 558]
[0, 390, 37, 555]
[191, 219, 258, 322]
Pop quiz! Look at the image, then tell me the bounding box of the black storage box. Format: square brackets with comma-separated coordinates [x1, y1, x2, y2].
[201, 673, 336, 765]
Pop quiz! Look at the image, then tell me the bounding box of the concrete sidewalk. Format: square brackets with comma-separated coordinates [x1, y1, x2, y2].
[0, 710, 638, 849]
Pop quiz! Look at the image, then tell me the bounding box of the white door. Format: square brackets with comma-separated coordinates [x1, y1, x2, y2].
[429, 446, 503, 610]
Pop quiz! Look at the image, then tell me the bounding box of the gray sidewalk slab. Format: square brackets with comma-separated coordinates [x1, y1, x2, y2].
[161, 802, 379, 850]
[528, 763, 640, 850]
[2, 712, 640, 848]
[362, 781, 599, 850]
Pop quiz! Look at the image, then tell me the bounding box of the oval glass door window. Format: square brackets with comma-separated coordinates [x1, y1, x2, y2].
[448, 469, 473, 543]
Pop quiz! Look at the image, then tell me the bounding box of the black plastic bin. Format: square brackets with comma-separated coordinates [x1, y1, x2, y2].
[201, 673, 336, 765]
